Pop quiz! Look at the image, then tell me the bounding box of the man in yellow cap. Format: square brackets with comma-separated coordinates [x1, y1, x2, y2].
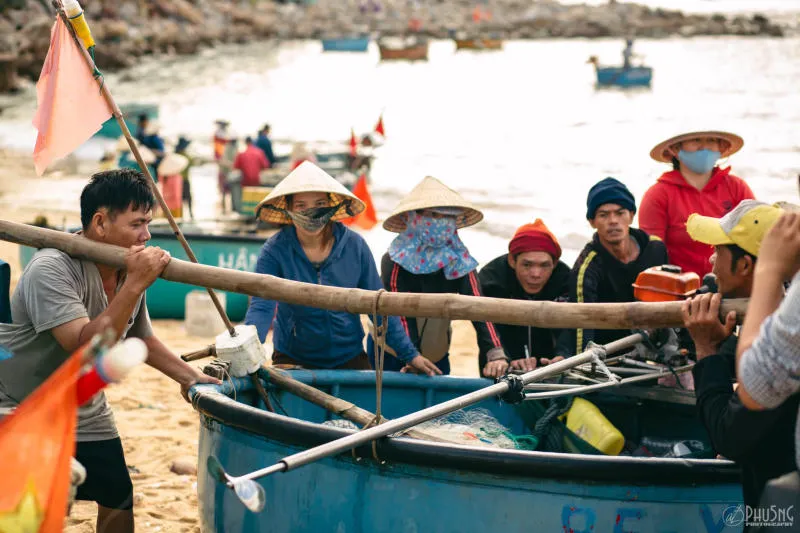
[682, 200, 798, 510]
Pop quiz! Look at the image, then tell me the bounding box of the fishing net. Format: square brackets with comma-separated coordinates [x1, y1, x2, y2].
[417, 408, 538, 450]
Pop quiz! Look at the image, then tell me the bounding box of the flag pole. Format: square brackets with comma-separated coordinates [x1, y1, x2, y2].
[51, 0, 236, 337]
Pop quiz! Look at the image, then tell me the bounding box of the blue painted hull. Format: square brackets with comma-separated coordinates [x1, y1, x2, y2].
[18, 224, 265, 321]
[596, 66, 653, 87]
[192, 371, 744, 533]
[321, 38, 370, 52]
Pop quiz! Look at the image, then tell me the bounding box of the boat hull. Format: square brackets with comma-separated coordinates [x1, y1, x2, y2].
[378, 43, 429, 61]
[454, 38, 503, 50]
[193, 371, 743, 533]
[96, 103, 159, 139]
[321, 38, 370, 52]
[595, 66, 653, 87]
[19, 226, 265, 321]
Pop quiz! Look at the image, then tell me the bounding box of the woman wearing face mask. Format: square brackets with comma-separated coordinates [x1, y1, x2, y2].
[245, 162, 440, 375]
[640, 130, 754, 278]
[369, 176, 508, 376]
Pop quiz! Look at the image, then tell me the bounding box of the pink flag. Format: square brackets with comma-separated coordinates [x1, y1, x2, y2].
[32, 18, 111, 175]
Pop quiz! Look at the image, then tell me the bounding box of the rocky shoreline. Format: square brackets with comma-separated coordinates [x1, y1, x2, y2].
[0, 0, 790, 92]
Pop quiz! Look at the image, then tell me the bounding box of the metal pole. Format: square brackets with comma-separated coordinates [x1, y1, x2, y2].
[232, 333, 646, 482]
[53, 2, 236, 337]
[522, 364, 694, 401]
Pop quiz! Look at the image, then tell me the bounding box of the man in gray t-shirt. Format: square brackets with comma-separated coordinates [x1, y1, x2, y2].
[0, 169, 219, 533]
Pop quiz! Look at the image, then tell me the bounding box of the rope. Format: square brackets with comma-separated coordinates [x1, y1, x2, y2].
[531, 396, 575, 453]
[364, 288, 388, 462]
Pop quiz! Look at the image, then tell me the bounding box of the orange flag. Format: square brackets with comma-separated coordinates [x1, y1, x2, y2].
[344, 174, 378, 230]
[374, 114, 385, 137]
[32, 18, 112, 175]
[0, 350, 80, 532]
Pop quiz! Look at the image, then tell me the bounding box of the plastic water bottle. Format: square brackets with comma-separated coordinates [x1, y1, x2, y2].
[76, 338, 148, 405]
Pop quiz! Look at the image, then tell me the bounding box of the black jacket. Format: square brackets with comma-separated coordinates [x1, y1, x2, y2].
[693, 335, 799, 509]
[556, 228, 669, 355]
[380, 254, 504, 360]
[478, 254, 570, 371]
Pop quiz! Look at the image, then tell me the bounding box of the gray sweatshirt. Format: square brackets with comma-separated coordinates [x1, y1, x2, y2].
[739, 271, 800, 470]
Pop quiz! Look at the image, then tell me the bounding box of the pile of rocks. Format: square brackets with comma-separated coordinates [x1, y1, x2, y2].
[0, 0, 788, 93]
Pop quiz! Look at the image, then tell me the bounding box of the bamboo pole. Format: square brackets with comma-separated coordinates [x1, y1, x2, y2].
[52, 1, 235, 337]
[0, 220, 749, 329]
[262, 367, 447, 442]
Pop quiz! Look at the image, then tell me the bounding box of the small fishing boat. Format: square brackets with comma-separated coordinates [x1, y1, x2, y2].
[454, 38, 503, 51]
[378, 38, 429, 61]
[96, 102, 159, 139]
[321, 37, 370, 52]
[192, 369, 743, 532]
[18, 221, 270, 321]
[588, 56, 653, 88]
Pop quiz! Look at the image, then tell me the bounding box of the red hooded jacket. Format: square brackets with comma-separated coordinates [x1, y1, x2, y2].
[639, 167, 754, 278]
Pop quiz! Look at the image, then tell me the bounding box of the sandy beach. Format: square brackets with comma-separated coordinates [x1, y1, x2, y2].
[0, 149, 480, 532]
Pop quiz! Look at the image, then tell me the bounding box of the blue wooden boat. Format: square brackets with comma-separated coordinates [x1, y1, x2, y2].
[96, 103, 159, 139]
[321, 37, 370, 52]
[192, 370, 744, 532]
[588, 56, 652, 88]
[19, 222, 268, 321]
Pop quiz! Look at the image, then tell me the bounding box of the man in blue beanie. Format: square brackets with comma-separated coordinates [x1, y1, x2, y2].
[554, 177, 669, 358]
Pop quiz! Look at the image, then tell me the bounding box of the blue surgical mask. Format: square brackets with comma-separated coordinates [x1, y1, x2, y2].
[677, 149, 720, 174]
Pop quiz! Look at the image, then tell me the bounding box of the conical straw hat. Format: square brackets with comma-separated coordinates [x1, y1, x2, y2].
[255, 161, 365, 225]
[157, 153, 189, 176]
[115, 137, 156, 164]
[650, 130, 744, 163]
[383, 176, 483, 233]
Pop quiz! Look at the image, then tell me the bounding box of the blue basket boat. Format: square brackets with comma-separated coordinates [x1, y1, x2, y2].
[321, 37, 370, 52]
[588, 56, 652, 88]
[191, 370, 743, 532]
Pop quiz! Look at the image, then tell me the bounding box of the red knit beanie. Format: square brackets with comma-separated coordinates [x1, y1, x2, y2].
[508, 219, 562, 260]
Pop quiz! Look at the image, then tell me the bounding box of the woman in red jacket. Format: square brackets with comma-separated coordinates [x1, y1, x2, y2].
[639, 130, 754, 278]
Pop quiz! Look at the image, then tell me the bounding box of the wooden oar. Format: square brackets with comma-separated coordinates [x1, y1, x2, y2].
[260, 367, 450, 443]
[204, 333, 647, 512]
[0, 220, 749, 330]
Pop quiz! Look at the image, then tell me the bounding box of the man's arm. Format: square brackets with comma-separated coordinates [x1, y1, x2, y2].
[51, 246, 170, 353]
[141, 335, 218, 400]
[737, 213, 800, 409]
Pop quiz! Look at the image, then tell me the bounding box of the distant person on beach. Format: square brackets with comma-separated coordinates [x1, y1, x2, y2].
[370, 176, 507, 376]
[640, 130, 754, 278]
[139, 120, 165, 181]
[175, 136, 195, 219]
[234, 136, 270, 187]
[255, 123, 276, 166]
[213, 119, 230, 161]
[478, 219, 570, 377]
[135, 113, 148, 144]
[0, 169, 219, 533]
[245, 162, 439, 375]
[217, 135, 238, 213]
[556, 177, 668, 357]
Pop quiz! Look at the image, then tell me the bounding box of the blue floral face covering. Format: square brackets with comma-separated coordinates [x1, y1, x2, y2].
[388, 212, 478, 280]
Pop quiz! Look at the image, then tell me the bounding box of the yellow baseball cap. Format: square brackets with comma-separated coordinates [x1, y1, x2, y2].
[686, 200, 783, 257]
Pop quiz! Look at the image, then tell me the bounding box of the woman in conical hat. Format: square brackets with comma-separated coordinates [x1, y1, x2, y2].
[640, 129, 754, 278]
[370, 176, 508, 375]
[244, 162, 439, 374]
